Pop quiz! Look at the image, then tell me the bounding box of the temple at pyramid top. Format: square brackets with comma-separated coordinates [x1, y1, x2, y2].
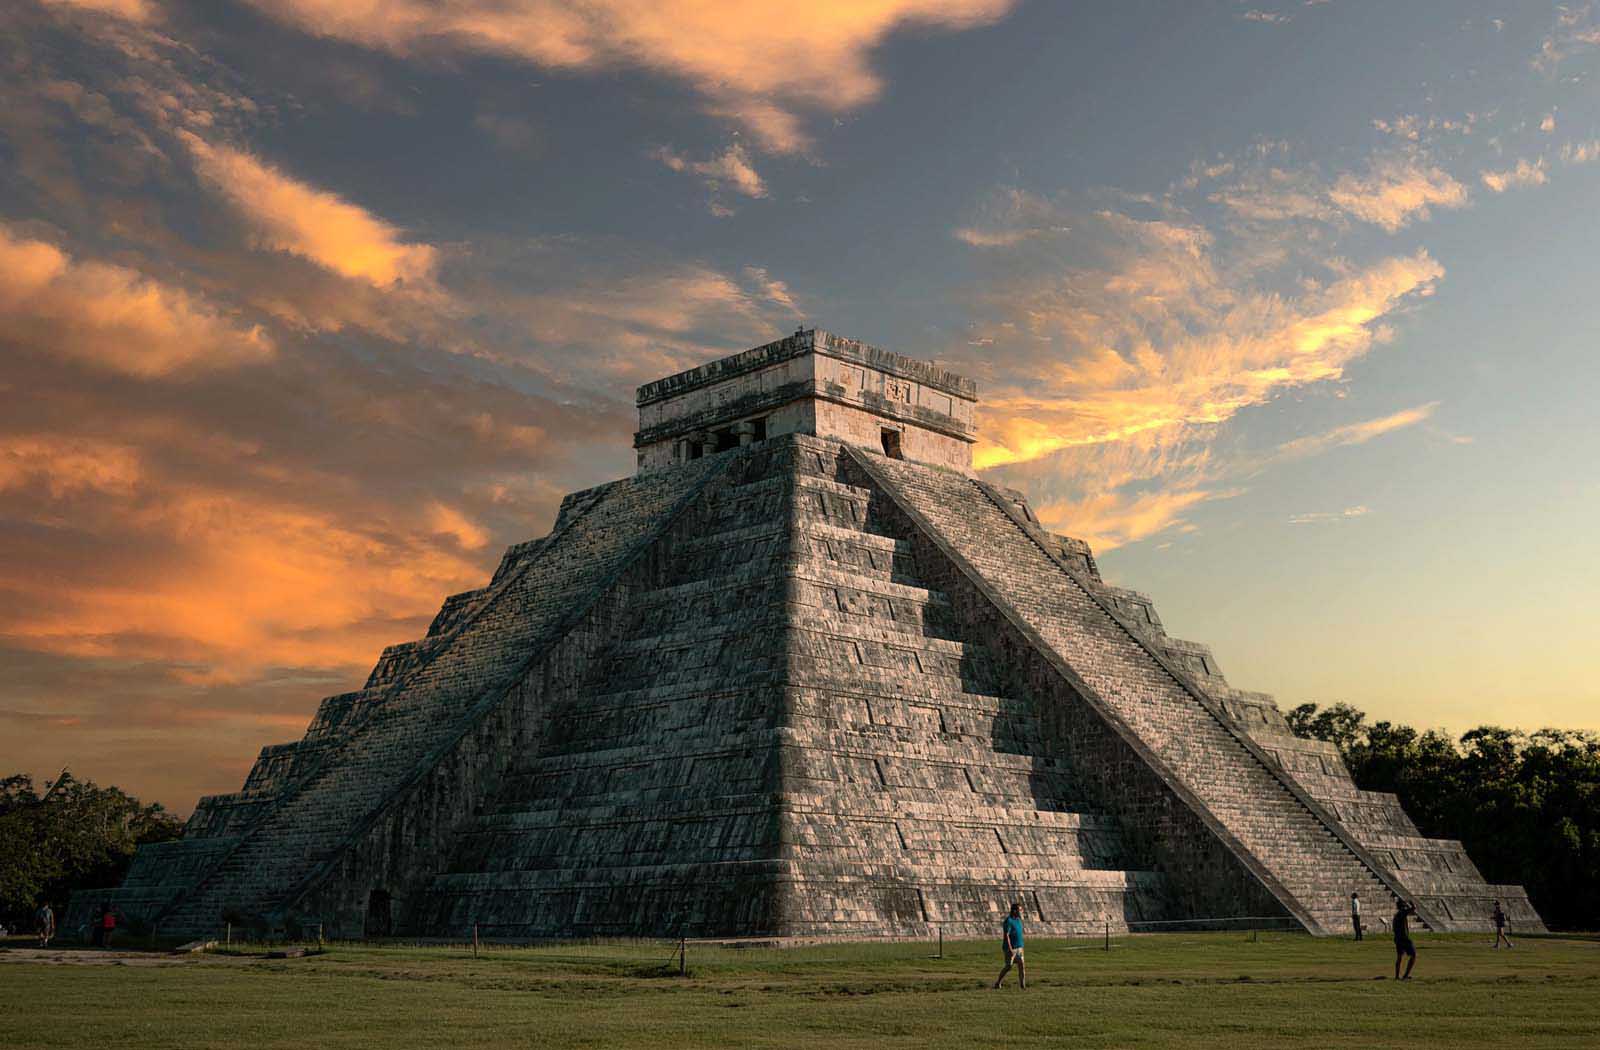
[635, 328, 978, 475]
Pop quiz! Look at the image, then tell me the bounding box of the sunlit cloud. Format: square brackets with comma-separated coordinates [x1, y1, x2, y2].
[468, 241, 806, 386]
[1480, 157, 1549, 193]
[0, 486, 486, 680]
[1209, 154, 1469, 231]
[38, 0, 155, 22]
[1562, 139, 1600, 164]
[242, 1, 1017, 154]
[1035, 486, 1222, 552]
[948, 179, 1446, 548]
[654, 143, 767, 212]
[1268, 403, 1440, 465]
[180, 132, 440, 290]
[1327, 157, 1469, 231]
[0, 436, 143, 500]
[0, 223, 273, 377]
[1535, 3, 1600, 73]
[1288, 505, 1371, 525]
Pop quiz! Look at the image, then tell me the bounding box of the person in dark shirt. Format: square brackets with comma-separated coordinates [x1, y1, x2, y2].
[1491, 901, 1513, 949]
[1392, 900, 1418, 980]
[35, 902, 55, 948]
[992, 903, 1026, 990]
[1350, 892, 1362, 941]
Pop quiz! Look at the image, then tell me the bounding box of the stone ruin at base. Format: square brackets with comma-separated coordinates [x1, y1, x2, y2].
[76, 329, 1544, 940]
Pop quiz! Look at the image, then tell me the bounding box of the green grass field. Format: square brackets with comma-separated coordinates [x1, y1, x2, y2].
[3, 932, 1597, 1049]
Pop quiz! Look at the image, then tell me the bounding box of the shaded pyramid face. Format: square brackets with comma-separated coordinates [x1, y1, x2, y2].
[80, 330, 1542, 940]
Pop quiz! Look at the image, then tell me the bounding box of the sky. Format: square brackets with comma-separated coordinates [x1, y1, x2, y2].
[2, 0, 1598, 814]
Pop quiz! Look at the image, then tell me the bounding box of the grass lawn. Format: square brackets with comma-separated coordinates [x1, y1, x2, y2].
[3, 932, 1596, 1048]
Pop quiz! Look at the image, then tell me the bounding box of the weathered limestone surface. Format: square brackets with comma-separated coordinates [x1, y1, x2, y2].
[418, 438, 1168, 937]
[81, 331, 1541, 939]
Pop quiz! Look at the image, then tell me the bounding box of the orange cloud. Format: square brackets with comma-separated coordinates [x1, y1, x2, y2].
[655, 144, 767, 198]
[968, 234, 1444, 470]
[181, 132, 439, 289]
[1269, 403, 1440, 465]
[425, 501, 491, 552]
[244, 0, 1017, 153]
[1328, 160, 1468, 231]
[0, 437, 143, 500]
[38, 0, 155, 21]
[0, 223, 272, 377]
[1210, 155, 1469, 231]
[1480, 158, 1549, 193]
[0, 482, 486, 681]
[951, 185, 1448, 549]
[1035, 486, 1220, 553]
[482, 252, 805, 385]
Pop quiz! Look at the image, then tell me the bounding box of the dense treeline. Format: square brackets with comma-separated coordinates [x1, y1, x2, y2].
[0, 772, 182, 931]
[1286, 703, 1600, 931]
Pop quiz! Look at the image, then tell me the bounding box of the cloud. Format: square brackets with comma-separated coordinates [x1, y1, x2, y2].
[425, 502, 491, 551]
[1480, 157, 1549, 193]
[0, 436, 143, 499]
[242, 0, 1018, 153]
[954, 227, 1042, 248]
[466, 239, 806, 386]
[654, 143, 768, 209]
[1036, 486, 1221, 552]
[1562, 139, 1600, 164]
[1535, 3, 1600, 72]
[1240, 10, 1293, 24]
[1269, 403, 1440, 465]
[1288, 505, 1371, 525]
[180, 133, 439, 289]
[1540, 113, 1557, 133]
[948, 184, 1446, 549]
[0, 485, 488, 677]
[0, 223, 273, 377]
[1326, 158, 1469, 231]
[38, 0, 155, 21]
[1210, 154, 1469, 231]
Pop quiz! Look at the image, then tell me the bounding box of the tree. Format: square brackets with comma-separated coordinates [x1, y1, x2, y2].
[0, 771, 183, 928]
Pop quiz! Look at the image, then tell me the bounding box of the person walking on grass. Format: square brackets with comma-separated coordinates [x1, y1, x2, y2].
[1491, 901, 1513, 949]
[1392, 900, 1418, 980]
[993, 903, 1027, 989]
[1350, 892, 1363, 941]
[98, 901, 118, 949]
[35, 901, 55, 948]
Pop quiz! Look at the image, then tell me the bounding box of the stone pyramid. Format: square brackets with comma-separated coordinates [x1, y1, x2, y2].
[78, 329, 1543, 940]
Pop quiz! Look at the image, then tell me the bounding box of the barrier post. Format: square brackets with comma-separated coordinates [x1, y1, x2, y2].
[1104, 920, 1110, 953]
[938, 925, 943, 960]
[226, 922, 231, 947]
[679, 937, 686, 977]
[473, 924, 480, 959]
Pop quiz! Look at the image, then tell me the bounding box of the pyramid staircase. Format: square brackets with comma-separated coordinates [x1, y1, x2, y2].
[847, 446, 1541, 933]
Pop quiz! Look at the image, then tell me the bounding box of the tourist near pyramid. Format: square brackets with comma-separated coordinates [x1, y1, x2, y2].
[74, 329, 1543, 941]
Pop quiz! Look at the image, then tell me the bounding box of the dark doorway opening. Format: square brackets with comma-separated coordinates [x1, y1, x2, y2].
[365, 889, 393, 938]
[881, 428, 903, 459]
[714, 427, 740, 452]
[751, 416, 767, 442]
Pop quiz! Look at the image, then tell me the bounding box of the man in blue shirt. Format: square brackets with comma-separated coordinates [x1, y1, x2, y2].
[993, 903, 1027, 989]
